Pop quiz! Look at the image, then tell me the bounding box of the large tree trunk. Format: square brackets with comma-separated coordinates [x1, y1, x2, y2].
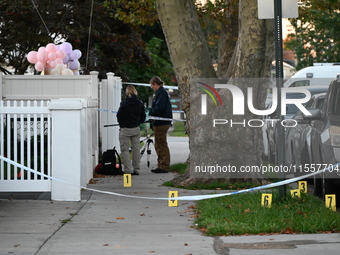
[227, 0, 274, 79]
[217, 0, 239, 78]
[155, 0, 216, 184]
[156, 0, 274, 186]
[155, 0, 216, 114]
[216, 0, 274, 183]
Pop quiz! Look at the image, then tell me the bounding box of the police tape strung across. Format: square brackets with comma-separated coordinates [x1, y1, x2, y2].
[94, 108, 186, 122]
[1, 155, 339, 201]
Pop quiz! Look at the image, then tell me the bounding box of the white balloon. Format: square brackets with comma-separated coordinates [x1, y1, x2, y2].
[56, 64, 65, 71]
[61, 68, 74, 75]
[50, 68, 60, 75]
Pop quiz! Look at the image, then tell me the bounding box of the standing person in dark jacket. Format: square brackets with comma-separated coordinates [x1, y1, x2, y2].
[149, 76, 173, 173]
[117, 85, 146, 175]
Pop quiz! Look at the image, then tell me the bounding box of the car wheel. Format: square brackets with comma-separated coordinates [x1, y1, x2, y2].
[313, 176, 323, 197]
[313, 147, 325, 198]
[313, 147, 334, 201]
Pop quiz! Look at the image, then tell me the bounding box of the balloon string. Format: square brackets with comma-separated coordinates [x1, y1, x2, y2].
[31, 0, 51, 37]
[86, 0, 94, 70]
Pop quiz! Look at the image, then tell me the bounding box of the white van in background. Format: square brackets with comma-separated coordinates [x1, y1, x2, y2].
[283, 63, 340, 87]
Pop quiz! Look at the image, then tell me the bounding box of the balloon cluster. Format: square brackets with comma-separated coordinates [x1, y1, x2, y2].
[27, 42, 82, 75]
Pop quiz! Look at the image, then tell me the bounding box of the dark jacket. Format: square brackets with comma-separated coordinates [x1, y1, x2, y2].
[117, 95, 146, 128]
[149, 86, 172, 126]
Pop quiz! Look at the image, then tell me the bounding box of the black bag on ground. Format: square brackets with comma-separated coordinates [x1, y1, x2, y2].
[98, 147, 123, 175]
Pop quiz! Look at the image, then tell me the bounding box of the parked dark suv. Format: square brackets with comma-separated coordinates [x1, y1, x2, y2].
[265, 86, 329, 164]
[304, 76, 340, 202]
[285, 92, 326, 169]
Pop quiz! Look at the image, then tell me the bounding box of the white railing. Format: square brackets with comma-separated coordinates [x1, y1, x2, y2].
[0, 100, 51, 191]
[0, 73, 98, 100]
[0, 71, 122, 201]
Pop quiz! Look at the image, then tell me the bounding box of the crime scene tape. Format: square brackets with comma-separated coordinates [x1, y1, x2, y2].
[1, 155, 338, 201]
[94, 108, 186, 122]
[123, 82, 179, 90]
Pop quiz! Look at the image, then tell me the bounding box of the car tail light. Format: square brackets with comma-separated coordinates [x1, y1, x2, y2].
[330, 126, 340, 147]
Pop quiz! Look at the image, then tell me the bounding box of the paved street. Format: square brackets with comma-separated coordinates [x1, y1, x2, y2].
[0, 137, 340, 255]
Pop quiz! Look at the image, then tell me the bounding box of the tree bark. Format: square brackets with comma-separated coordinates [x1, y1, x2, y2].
[227, 0, 274, 79]
[217, 0, 239, 78]
[155, 0, 217, 116]
[156, 0, 274, 186]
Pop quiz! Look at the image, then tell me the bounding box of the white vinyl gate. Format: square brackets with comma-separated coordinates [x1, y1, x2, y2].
[0, 100, 51, 191]
[0, 71, 121, 200]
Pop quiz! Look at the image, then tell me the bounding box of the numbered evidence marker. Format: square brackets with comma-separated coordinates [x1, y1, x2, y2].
[325, 194, 336, 211]
[168, 191, 178, 207]
[123, 174, 132, 187]
[261, 193, 272, 208]
[290, 189, 301, 198]
[298, 181, 308, 193]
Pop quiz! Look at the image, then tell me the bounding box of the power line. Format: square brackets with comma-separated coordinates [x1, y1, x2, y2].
[86, 0, 94, 70]
[31, 0, 51, 36]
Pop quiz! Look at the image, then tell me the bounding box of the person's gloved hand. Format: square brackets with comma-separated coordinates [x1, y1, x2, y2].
[145, 107, 152, 115]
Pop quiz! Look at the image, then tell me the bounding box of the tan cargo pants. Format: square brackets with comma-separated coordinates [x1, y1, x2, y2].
[153, 125, 171, 171]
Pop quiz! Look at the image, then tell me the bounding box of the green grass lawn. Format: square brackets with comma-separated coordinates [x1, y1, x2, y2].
[194, 191, 340, 236]
[169, 121, 187, 137]
[166, 162, 340, 236]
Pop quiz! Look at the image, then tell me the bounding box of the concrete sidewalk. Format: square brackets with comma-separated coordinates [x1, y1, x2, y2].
[1, 136, 340, 255]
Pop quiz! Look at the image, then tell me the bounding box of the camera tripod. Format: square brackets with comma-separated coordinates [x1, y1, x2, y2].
[140, 133, 154, 168]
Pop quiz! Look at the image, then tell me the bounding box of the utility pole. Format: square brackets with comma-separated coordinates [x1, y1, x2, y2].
[258, 0, 298, 198]
[274, 0, 286, 198]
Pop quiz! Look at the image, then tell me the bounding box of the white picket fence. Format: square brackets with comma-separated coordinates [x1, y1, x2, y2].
[0, 100, 51, 191]
[0, 71, 122, 201]
[100, 73, 121, 153]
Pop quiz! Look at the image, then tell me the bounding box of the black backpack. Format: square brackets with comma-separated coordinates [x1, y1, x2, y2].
[98, 147, 123, 175]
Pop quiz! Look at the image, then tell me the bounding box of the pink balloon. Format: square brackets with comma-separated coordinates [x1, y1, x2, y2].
[60, 42, 72, 54]
[36, 52, 46, 62]
[46, 43, 57, 53]
[56, 50, 66, 59]
[55, 58, 63, 64]
[49, 61, 57, 69]
[48, 52, 57, 61]
[27, 51, 38, 64]
[38, 47, 46, 53]
[35, 61, 45, 72]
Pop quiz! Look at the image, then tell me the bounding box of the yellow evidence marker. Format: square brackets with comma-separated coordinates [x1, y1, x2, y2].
[261, 193, 272, 208]
[168, 191, 178, 207]
[123, 174, 132, 187]
[325, 194, 336, 211]
[298, 181, 307, 193]
[290, 189, 301, 198]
